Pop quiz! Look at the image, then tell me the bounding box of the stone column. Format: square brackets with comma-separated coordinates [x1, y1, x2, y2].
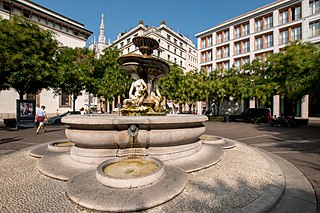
[301, 95, 309, 118]
[273, 95, 280, 117]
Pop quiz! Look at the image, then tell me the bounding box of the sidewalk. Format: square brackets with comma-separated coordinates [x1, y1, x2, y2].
[0, 122, 318, 212]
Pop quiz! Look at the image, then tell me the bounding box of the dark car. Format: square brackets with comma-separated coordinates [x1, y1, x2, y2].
[242, 108, 269, 123]
[48, 111, 80, 124]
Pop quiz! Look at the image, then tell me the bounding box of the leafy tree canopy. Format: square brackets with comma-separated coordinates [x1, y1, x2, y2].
[267, 41, 320, 102]
[0, 16, 59, 99]
[55, 47, 95, 111]
[93, 46, 131, 101]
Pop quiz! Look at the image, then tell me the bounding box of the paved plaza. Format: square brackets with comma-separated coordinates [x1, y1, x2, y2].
[0, 120, 319, 212]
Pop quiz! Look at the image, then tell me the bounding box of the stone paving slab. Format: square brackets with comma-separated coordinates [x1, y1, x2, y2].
[1, 140, 279, 212]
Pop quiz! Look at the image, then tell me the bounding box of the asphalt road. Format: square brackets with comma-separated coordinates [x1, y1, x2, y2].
[0, 120, 319, 211]
[204, 121, 320, 211]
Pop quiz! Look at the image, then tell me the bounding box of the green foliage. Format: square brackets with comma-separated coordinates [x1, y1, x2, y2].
[159, 64, 184, 101]
[160, 20, 167, 25]
[55, 47, 95, 111]
[266, 41, 320, 102]
[93, 46, 131, 101]
[0, 16, 59, 99]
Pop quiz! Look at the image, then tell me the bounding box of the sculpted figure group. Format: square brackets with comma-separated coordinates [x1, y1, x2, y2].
[122, 73, 163, 114]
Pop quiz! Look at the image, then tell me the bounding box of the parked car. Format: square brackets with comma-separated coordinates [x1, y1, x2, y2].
[48, 111, 80, 124]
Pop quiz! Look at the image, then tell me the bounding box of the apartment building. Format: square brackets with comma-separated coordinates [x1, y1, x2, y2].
[111, 22, 198, 73]
[196, 0, 320, 118]
[0, 0, 93, 119]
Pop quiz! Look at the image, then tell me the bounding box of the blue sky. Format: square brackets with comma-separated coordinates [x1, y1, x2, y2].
[31, 0, 275, 46]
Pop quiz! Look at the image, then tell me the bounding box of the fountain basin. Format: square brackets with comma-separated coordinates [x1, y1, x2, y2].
[96, 157, 165, 188]
[117, 54, 169, 78]
[62, 114, 207, 164]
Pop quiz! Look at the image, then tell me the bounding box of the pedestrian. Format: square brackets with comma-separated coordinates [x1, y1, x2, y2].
[80, 107, 86, 115]
[35, 105, 47, 134]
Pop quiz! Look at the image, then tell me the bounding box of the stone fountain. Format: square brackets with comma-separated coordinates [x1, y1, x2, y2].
[29, 36, 235, 212]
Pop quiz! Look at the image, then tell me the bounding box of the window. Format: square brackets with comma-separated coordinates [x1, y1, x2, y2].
[292, 6, 301, 21]
[309, 0, 320, 15]
[255, 19, 263, 32]
[280, 11, 289, 24]
[127, 38, 131, 43]
[201, 52, 206, 63]
[27, 93, 36, 100]
[255, 37, 263, 50]
[243, 41, 250, 53]
[265, 34, 273, 48]
[23, 11, 30, 19]
[280, 30, 289, 44]
[208, 51, 212, 61]
[291, 26, 301, 41]
[235, 43, 241, 55]
[234, 59, 241, 70]
[217, 48, 222, 59]
[167, 45, 170, 50]
[2, 3, 11, 11]
[174, 39, 177, 44]
[224, 46, 229, 57]
[60, 92, 71, 107]
[201, 38, 206, 48]
[167, 34, 171, 40]
[243, 57, 250, 65]
[168, 55, 171, 61]
[265, 16, 273, 29]
[208, 36, 212, 46]
[310, 20, 320, 37]
[235, 26, 241, 38]
[224, 61, 230, 70]
[224, 31, 230, 41]
[243, 24, 250, 36]
[217, 33, 223, 43]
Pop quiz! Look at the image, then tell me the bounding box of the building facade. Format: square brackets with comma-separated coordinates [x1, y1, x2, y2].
[196, 0, 320, 118]
[111, 22, 198, 73]
[0, 0, 93, 119]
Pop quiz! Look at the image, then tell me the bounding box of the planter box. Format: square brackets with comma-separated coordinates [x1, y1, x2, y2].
[4, 118, 17, 128]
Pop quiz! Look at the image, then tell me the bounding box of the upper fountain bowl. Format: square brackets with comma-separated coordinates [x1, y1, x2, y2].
[117, 36, 169, 79]
[133, 36, 159, 56]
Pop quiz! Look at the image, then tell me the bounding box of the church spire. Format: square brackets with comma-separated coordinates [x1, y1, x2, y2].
[98, 14, 105, 44]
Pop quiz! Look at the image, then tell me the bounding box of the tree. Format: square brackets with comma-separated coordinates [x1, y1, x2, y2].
[0, 16, 59, 99]
[93, 46, 131, 102]
[242, 59, 276, 107]
[55, 47, 95, 112]
[159, 64, 184, 102]
[267, 41, 320, 103]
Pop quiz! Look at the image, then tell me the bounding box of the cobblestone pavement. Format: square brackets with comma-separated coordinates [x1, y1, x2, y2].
[204, 120, 320, 212]
[0, 121, 319, 212]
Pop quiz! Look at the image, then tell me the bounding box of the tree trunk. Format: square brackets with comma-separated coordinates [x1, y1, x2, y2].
[19, 93, 24, 100]
[72, 94, 77, 112]
[217, 100, 220, 116]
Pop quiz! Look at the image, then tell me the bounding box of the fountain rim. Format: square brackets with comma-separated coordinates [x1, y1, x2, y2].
[62, 114, 208, 125]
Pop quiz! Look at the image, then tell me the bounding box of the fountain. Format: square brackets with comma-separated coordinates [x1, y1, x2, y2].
[30, 36, 235, 212]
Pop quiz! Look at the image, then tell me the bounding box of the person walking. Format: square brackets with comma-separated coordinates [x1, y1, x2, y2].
[35, 105, 47, 134]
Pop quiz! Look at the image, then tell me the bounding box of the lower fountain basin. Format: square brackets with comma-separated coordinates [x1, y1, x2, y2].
[62, 114, 208, 164]
[96, 157, 165, 188]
